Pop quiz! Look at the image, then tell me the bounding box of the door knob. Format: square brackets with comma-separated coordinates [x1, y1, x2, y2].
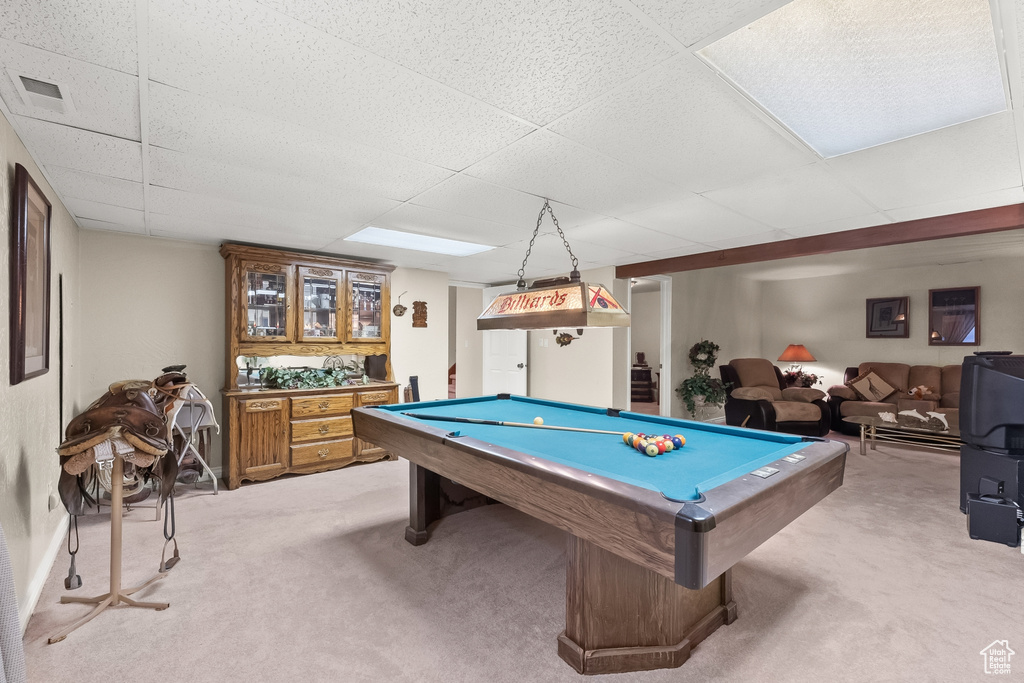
[517, 363, 525, 369]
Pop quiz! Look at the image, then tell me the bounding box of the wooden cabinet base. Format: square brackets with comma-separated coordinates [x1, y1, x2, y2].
[224, 384, 398, 489]
[557, 536, 735, 675]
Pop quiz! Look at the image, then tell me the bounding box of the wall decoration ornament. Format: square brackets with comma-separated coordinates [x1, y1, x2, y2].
[393, 290, 408, 317]
[10, 163, 51, 385]
[412, 301, 427, 328]
[865, 297, 908, 338]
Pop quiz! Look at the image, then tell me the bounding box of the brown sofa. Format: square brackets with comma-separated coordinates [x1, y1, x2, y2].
[828, 362, 961, 436]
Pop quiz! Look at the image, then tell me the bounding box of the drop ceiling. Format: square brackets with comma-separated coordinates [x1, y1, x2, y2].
[2, 0, 1023, 286]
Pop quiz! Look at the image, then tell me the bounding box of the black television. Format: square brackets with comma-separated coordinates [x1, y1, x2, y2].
[960, 353, 1024, 454]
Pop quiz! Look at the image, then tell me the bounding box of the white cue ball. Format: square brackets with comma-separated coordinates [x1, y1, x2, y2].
[534, 417, 544, 425]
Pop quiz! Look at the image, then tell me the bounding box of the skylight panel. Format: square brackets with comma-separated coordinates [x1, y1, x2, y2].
[344, 227, 495, 256]
[697, 0, 1007, 157]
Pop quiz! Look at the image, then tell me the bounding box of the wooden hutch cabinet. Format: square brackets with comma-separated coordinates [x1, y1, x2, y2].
[221, 244, 399, 490]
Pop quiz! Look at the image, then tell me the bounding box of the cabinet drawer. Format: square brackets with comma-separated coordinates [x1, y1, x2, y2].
[291, 394, 354, 418]
[291, 438, 354, 467]
[357, 390, 395, 406]
[291, 416, 353, 443]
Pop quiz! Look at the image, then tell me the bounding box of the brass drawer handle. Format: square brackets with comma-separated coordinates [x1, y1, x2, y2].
[318, 401, 330, 410]
[318, 425, 329, 434]
[317, 448, 330, 458]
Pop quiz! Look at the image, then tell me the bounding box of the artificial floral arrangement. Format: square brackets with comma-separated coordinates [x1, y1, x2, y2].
[782, 369, 821, 388]
[260, 359, 367, 390]
[675, 339, 730, 416]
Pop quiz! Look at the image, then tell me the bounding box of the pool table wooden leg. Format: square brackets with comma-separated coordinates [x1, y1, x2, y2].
[558, 535, 735, 675]
[406, 462, 440, 546]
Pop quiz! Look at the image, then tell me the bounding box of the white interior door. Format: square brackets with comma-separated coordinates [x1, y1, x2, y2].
[481, 285, 528, 395]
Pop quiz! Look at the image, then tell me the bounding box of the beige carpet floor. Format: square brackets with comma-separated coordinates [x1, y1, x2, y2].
[23, 436, 1023, 682]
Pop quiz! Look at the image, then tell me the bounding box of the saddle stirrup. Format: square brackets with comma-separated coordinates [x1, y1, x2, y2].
[160, 495, 180, 573]
[64, 514, 82, 590]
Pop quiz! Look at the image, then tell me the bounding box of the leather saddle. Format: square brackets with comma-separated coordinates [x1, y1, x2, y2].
[57, 372, 187, 515]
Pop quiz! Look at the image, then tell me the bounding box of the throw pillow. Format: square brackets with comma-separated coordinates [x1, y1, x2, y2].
[846, 370, 897, 402]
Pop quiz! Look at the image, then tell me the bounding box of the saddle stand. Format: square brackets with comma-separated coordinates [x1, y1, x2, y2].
[48, 456, 169, 644]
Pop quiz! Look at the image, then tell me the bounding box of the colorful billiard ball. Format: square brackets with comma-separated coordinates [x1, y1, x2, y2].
[645, 443, 660, 457]
[623, 432, 634, 445]
[534, 417, 544, 425]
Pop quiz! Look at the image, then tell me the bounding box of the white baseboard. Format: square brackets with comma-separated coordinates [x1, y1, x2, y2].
[20, 513, 68, 633]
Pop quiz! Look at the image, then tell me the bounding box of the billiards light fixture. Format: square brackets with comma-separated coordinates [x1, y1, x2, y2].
[477, 199, 630, 332]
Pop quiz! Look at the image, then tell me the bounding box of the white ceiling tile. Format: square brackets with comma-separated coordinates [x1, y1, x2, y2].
[827, 112, 1023, 210]
[408, 174, 604, 230]
[784, 212, 891, 238]
[77, 217, 146, 235]
[463, 129, 691, 216]
[148, 84, 453, 202]
[45, 166, 144, 210]
[0, 0, 137, 74]
[149, 213, 331, 251]
[702, 228, 791, 250]
[883, 187, 1024, 225]
[149, 146, 400, 229]
[703, 164, 878, 229]
[631, 0, 780, 47]
[65, 197, 145, 228]
[0, 40, 140, 139]
[150, 0, 533, 170]
[550, 56, 814, 192]
[14, 116, 141, 181]
[619, 194, 771, 243]
[563, 219, 699, 254]
[148, 186, 361, 241]
[630, 243, 716, 260]
[255, 0, 676, 125]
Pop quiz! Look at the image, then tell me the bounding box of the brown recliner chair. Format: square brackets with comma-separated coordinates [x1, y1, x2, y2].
[719, 358, 830, 437]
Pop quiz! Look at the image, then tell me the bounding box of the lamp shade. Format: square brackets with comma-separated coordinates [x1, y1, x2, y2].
[778, 344, 816, 363]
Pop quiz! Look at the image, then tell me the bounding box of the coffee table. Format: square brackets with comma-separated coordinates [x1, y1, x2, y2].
[843, 415, 961, 455]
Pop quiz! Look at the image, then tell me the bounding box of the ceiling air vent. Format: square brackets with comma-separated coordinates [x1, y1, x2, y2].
[9, 72, 75, 115]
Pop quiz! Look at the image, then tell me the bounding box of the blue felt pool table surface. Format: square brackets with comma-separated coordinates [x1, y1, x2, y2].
[377, 395, 809, 502]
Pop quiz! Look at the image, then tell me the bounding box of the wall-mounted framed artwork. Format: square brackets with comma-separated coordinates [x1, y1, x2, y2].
[866, 296, 908, 338]
[928, 286, 979, 346]
[10, 163, 51, 384]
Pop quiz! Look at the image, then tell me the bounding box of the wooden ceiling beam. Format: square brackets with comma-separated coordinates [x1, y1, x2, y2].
[615, 203, 1024, 279]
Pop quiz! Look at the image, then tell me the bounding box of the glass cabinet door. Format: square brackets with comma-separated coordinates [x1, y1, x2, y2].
[242, 262, 294, 341]
[299, 266, 342, 341]
[346, 271, 385, 342]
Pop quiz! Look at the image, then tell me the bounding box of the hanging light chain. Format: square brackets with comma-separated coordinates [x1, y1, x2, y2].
[516, 199, 580, 288]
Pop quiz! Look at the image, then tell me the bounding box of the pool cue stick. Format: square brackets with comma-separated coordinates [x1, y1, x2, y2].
[401, 412, 627, 436]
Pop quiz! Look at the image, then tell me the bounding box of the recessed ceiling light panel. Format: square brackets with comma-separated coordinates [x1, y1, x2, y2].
[697, 0, 1007, 157]
[344, 226, 495, 256]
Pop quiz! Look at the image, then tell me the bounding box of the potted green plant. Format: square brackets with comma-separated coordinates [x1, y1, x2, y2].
[676, 340, 729, 419]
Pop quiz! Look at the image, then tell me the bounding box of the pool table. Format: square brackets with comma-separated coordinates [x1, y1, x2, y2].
[352, 394, 847, 675]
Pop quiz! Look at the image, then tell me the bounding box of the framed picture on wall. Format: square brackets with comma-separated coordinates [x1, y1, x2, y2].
[928, 287, 979, 346]
[866, 297, 908, 338]
[10, 163, 51, 384]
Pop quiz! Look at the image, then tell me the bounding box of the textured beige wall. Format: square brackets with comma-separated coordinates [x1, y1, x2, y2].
[78, 232, 224, 466]
[670, 269, 762, 419]
[390, 268, 450, 401]
[454, 286, 483, 398]
[761, 257, 1024, 388]
[0, 112, 80, 626]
